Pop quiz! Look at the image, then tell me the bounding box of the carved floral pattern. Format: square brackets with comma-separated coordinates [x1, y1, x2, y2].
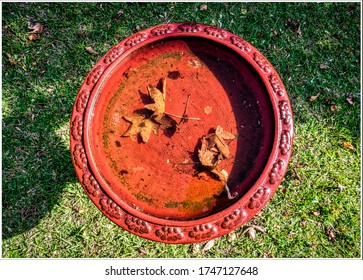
[104, 45, 124, 64]
[189, 224, 217, 240]
[83, 173, 101, 197]
[269, 159, 285, 184]
[221, 209, 246, 229]
[156, 227, 184, 241]
[230, 36, 252, 52]
[76, 89, 90, 113]
[269, 74, 285, 97]
[279, 130, 291, 155]
[150, 25, 174, 36]
[100, 198, 122, 219]
[124, 33, 147, 46]
[125, 216, 151, 234]
[253, 53, 271, 73]
[248, 187, 270, 210]
[73, 143, 87, 170]
[71, 115, 83, 141]
[204, 27, 227, 38]
[177, 23, 201, 33]
[86, 65, 103, 86]
[278, 100, 292, 125]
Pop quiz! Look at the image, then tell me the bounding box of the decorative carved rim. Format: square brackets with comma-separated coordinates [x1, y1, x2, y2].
[70, 23, 294, 244]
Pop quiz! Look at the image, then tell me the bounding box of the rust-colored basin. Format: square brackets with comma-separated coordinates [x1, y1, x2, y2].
[70, 23, 293, 244]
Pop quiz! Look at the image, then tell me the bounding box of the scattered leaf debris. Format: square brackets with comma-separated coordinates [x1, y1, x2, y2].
[202, 239, 215, 252]
[28, 22, 44, 34]
[319, 63, 329, 69]
[337, 184, 346, 193]
[309, 93, 320, 102]
[346, 95, 354, 105]
[85, 46, 99, 55]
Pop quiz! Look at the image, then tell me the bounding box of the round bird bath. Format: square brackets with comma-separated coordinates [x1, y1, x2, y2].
[70, 23, 293, 244]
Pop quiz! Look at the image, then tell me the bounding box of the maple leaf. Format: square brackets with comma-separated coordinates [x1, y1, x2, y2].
[144, 78, 166, 122]
[122, 114, 159, 143]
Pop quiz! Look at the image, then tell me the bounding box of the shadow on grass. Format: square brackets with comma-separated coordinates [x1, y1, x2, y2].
[2, 85, 79, 239]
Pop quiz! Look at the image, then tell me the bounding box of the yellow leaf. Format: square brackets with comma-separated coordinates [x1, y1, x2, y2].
[122, 114, 159, 143]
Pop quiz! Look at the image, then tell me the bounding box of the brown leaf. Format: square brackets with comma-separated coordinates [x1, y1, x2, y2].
[117, 9, 124, 14]
[309, 93, 320, 102]
[192, 243, 201, 254]
[28, 34, 38, 41]
[200, 4, 208, 11]
[122, 114, 159, 143]
[342, 141, 355, 151]
[145, 78, 166, 122]
[319, 63, 329, 69]
[300, 220, 307, 227]
[28, 22, 44, 34]
[330, 105, 339, 111]
[6, 53, 17, 65]
[202, 239, 215, 252]
[346, 95, 354, 105]
[312, 211, 320, 216]
[85, 47, 99, 55]
[327, 228, 336, 241]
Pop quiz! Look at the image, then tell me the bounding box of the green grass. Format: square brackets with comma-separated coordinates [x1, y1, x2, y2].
[2, 2, 361, 258]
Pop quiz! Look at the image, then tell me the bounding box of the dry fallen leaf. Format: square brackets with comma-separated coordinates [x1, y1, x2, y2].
[337, 184, 346, 192]
[342, 141, 355, 151]
[192, 243, 201, 254]
[330, 104, 339, 111]
[6, 53, 17, 65]
[122, 114, 159, 143]
[248, 227, 256, 240]
[301, 220, 307, 227]
[327, 228, 336, 241]
[312, 211, 320, 216]
[85, 47, 99, 55]
[200, 4, 208, 11]
[309, 93, 320, 102]
[28, 34, 38, 41]
[28, 22, 44, 34]
[319, 63, 329, 69]
[202, 239, 215, 252]
[346, 95, 354, 105]
[227, 231, 237, 242]
[144, 78, 166, 123]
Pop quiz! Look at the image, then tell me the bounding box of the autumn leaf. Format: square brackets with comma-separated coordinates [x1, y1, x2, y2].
[342, 141, 355, 151]
[309, 93, 320, 102]
[85, 47, 99, 55]
[28, 22, 44, 34]
[122, 114, 159, 143]
[6, 53, 17, 65]
[144, 78, 166, 122]
[28, 34, 38, 41]
[346, 95, 354, 105]
[319, 63, 329, 69]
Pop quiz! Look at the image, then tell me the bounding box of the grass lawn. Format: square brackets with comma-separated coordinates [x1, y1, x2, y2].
[2, 2, 361, 258]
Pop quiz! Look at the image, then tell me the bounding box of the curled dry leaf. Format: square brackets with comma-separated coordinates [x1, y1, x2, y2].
[330, 104, 339, 111]
[327, 228, 336, 241]
[309, 93, 320, 102]
[319, 63, 329, 69]
[192, 243, 201, 254]
[342, 141, 355, 151]
[202, 239, 215, 252]
[85, 47, 99, 55]
[6, 53, 17, 65]
[346, 95, 354, 105]
[248, 227, 256, 240]
[337, 184, 346, 192]
[28, 22, 44, 34]
[28, 34, 38, 41]
[312, 211, 320, 216]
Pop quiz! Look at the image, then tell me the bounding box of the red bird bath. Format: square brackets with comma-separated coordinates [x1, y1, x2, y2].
[70, 23, 293, 243]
